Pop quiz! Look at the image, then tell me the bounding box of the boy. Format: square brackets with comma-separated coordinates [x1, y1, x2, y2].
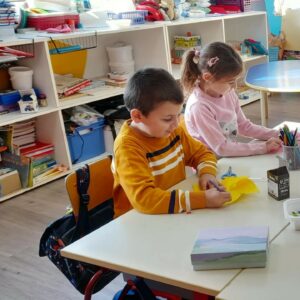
[113, 68, 231, 217]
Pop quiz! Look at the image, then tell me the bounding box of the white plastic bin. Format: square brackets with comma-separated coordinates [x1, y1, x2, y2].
[104, 120, 125, 153]
[109, 60, 135, 74]
[106, 43, 133, 63]
[9, 66, 33, 90]
[283, 198, 300, 230]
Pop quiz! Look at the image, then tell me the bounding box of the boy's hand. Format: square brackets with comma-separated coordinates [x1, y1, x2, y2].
[266, 137, 281, 153]
[205, 189, 231, 208]
[198, 174, 225, 191]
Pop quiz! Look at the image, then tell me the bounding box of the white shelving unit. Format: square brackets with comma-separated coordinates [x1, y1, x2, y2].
[0, 11, 268, 202]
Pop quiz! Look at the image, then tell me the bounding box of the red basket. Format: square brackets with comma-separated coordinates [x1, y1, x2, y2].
[27, 13, 79, 30]
[215, 0, 251, 12]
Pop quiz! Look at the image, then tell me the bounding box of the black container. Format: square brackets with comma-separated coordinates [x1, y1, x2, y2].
[267, 166, 289, 200]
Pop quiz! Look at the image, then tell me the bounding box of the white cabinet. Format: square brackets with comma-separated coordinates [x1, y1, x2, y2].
[0, 11, 267, 202]
[165, 12, 268, 80]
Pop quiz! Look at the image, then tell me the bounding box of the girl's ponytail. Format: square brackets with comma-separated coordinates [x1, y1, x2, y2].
[181, 49, 201, 95]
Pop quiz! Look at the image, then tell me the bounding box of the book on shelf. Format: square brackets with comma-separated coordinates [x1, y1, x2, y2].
[20, 141, 54, 158]
[13, 127, 35, 138]
[9, 119, 37, 153]
[13, 142, 37, 155]
[32, 165, 65, 185]
[62, 80, 91, 97]
[101, 77, 127, 87]
[31, 153, 55, 167]
[13, 134, 36, 147]
[1, 152, 31, 188]
[54, 74, 91, 97]
[191, 226, 269, 270]
[32, 159, 56, 178]
[0, 125, 13, 152]
[12, 119, 36, 130]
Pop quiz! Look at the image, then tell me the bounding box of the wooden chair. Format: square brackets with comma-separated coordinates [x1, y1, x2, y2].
[65, 154, 114, 218]
[65, 154, 117, 300]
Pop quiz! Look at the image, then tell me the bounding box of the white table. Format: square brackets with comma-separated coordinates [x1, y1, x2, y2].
[217, 226, 300, 300]
[61, 154, 299, 297]
[245, 61, 300, 126]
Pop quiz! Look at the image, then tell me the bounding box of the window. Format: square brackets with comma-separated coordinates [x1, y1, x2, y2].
[274, 0, 300, 15]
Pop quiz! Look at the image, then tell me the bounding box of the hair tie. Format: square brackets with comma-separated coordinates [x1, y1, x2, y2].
[193, 50, 200, 64]
[207, 56, 219, 67]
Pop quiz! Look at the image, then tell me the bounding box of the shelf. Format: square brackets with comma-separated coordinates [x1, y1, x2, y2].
[59, 85, 125, 109]
[0, 39, 35, 64]
[242, 55, 267, 63]
[0, 11, 268, 202]
[0, 170, 69, 203]
[238, 88, 261, 107]
[0, 106, 58, 127]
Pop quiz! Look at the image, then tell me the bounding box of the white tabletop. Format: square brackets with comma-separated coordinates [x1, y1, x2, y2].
[245, 60, 300, 93]
[217, 226, 300, 300]
[61, 153, 299, 296]
[245, 61, 300, 126]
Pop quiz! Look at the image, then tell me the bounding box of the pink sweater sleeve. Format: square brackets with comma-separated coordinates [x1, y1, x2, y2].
[186, 96, 279, 157]
[235, 96, 279, 140]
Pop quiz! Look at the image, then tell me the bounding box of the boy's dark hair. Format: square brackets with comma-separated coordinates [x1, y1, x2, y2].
[181, 42, 243, 93]
[124, 68, 184, 116]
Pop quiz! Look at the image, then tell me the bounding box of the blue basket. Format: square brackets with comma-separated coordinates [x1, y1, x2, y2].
[67, 119, 105, 164]
[269, 46, 279, 62]
[107, 10, 148, 25]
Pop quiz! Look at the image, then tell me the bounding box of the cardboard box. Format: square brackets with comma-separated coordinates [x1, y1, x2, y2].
[0, 170, 22, 197]
[267, 166, 290, 200]
[191, 226, 269, 270]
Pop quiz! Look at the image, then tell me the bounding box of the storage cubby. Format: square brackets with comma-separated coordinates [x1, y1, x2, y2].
[35, 111, 72, 169]
[166, 18, 224, 79]
[0, 11, 268, 202]
[223, 13, 268, 48]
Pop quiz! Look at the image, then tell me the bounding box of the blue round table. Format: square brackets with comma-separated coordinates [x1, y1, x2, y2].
[245, 60, 300, 126]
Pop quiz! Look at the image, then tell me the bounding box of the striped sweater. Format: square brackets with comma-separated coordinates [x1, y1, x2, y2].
[112, 120, 217, 217]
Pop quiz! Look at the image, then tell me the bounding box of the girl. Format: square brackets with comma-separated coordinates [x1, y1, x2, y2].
[181, 41, 282, 157]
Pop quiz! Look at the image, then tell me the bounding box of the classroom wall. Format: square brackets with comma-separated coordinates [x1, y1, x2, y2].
[281, 8, 300, 51]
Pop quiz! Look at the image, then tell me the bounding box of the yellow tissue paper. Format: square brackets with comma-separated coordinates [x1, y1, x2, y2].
[192, 177, 259, 206]
[192, 183, 201, 192]
[221, 176, 259, 206]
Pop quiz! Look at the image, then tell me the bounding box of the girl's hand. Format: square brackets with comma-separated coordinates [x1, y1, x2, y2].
[266, 137, 282, 153]
[198, 174, 225, 191]
[205, 189, 231, 208]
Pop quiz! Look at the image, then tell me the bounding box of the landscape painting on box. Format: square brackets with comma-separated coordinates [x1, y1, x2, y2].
[191, 226, 269, 270]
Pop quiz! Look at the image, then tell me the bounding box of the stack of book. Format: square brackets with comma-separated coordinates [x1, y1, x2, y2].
[20, 141, 56, 185]
[55, 74, 91, 98]
[0, 119, 38, 153]
[191, 226, 269, 270]
[0, 0, 16, 27]
[0, 119, 60, 187]
[12, 120, 37, 153]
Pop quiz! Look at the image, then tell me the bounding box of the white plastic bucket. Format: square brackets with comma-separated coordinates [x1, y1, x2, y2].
[8, 66, 33, 90]
[106, 43, 133, 63]
[109, 60, 135, 74]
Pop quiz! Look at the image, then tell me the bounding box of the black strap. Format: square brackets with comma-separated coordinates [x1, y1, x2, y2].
[73, 164, 90, 241]
[105, 117, 117, 140]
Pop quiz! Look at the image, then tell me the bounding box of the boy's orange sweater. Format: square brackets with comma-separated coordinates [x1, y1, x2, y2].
[113, 120, 217, 217]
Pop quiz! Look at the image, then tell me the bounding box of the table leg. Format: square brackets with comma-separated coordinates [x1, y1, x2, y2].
[260, 91, 268, 126]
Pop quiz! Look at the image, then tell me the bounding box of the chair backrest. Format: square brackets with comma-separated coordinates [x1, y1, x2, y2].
[65, 155, 113, 217]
